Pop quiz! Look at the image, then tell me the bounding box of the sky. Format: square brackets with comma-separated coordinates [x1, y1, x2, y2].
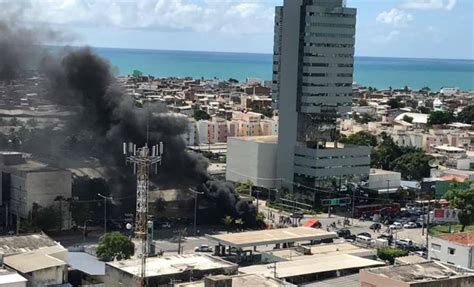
[4, 0, 474, 59]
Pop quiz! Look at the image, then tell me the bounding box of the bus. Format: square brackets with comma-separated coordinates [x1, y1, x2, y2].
[354, 203, 400, 218]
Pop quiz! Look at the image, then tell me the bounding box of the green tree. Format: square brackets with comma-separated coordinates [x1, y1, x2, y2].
[339, 131, 377, 147]
[428, 110, 455, 125]
[445, 187, 474, 232]
[132, 70, 143, 77]
[402, 115, 414, 123]
[353, 113, 375, 124]
[234, 218, 245, 229]
[31, 204, 61, 231]
[9, 117, 20, 126]
[417, 106, 431, 114]
[256, 212, 266, 222]
[26, 118, 39, 128]
[358, 99, 369, 106]
[458, 105, 474, 124]
[96, 232, 135, 261]
[377, 247, 408, 264]
[390, 152, 433, 181]
[235, 179, 253, 194]
[193, 110, 211, 121]
[387, 98, 404, 109]
[228, 78, 239, 83]
[371, 133, 403, 170]
[222, 215, 234, 226]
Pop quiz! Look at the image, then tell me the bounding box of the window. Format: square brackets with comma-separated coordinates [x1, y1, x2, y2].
[431, 243, 441, 251]
[448, 248, 456, 255]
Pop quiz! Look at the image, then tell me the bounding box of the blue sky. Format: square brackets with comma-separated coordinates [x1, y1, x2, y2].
[10, 0, 474, 59]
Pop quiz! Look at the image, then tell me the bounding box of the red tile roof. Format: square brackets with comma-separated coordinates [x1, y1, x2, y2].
[438, 231, 474, 246]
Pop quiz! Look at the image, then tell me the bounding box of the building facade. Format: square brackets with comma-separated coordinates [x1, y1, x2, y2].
[429, 232, 474, 270]
[273, 0, 370, 197]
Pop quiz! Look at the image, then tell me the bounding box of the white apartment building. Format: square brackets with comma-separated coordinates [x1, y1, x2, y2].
[429, 231, 474, 270]
[0, 152, 72, 230]
[440, 87, 460, 97]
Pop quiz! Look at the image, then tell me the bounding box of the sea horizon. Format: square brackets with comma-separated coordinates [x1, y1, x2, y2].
[61, 45, 473, 91]
[88, 45, 474, 62]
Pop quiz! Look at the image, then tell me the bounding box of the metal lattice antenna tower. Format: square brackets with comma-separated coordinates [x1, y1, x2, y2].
[123, 141, 163, 286]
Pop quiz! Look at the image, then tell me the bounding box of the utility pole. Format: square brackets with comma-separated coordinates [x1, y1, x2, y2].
[98, 193, 112, 234]
[124, 141, 163, 287]
[351, 186, 356, 225]
[189, 188, 204, 236]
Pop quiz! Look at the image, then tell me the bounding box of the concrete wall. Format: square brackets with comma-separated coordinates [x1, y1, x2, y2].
[368, 170, 401, 193]
[29, 265, 67, 287]
[429, 237, 474, 269]
[226, 137, 278, 188]
[0, 281, 26, 287]
[360, 270, 408, 287]
[360, 270, 474, 287]
[26, 170, 72, 229]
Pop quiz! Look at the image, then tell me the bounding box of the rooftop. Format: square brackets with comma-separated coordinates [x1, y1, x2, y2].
[266, 243, 374, 261]
[68, 252, 105, 276]
[0, 233, 60, 256]
[206, 227, 337, 248]
[107, 254, 236, 278]
[240, 254, 384, 279]
[232, 135, 278, 144]
[437, 231, 474, 246]
[363, 261, 473, 283]
[0, 269, 27, 285]
[176, 274, 293, 287]
[4, 249, 67, 273]
[394, 112, 429, 124]
[302, 273, 359, 287]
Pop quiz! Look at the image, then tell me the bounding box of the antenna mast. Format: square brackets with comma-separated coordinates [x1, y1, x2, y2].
[123, 141, 164, 287]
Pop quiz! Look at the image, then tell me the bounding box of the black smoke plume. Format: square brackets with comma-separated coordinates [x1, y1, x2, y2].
[0, 10, 259, 227]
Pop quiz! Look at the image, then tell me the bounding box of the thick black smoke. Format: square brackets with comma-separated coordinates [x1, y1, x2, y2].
[0, 10, 259, 227]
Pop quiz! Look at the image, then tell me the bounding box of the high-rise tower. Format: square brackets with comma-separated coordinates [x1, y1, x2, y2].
[273, 0, 370, 200]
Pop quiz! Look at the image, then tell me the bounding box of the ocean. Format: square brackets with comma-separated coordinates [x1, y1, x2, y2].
[92, 47, 474, 91]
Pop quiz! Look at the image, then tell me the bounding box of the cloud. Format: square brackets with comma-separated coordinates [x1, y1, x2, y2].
[401, 0, 457, 11]
[11, 0, 275, 34]
[376, 8, 413, 27]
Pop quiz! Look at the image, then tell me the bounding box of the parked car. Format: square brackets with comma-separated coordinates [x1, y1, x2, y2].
[369, 223, 382, 231]
[356, 235, 374, 245]
[336, 229, 351, 238]
[389, 222, 403, 229]
[395, 239, 413, 249]
[161, 222, 172, 228]
[194, 244, 213, 252]
[357, 232, 372, 238]
[291, 211, 304, 219]
[344, 234, 357, 242]
[403, 222, 417, 229]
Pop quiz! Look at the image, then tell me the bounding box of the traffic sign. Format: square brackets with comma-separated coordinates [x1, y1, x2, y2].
[321, 197, 351, 206]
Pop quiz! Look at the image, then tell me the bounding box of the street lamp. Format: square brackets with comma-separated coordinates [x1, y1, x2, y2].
[98, 193, 113, 234]
[189, 188, 204, 236]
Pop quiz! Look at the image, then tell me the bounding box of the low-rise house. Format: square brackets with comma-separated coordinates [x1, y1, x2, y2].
[104, 254, 237, 287]
[429, 231, 474, 270]
[360, 261, 474, 287]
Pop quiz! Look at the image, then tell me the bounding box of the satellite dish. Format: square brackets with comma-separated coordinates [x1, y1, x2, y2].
[429, 159, 440, 168]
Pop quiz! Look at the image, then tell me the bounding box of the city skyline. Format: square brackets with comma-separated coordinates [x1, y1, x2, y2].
[3, 0, 473, 60]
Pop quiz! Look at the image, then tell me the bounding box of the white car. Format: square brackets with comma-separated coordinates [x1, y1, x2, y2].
[194, 244, 213, 252]
[389, 222, 403, 229]
[403, 222, 417, 229]
[161, 222, 171, 228]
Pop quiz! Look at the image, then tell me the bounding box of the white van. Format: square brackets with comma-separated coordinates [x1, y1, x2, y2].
[356, 235, 373, 246]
